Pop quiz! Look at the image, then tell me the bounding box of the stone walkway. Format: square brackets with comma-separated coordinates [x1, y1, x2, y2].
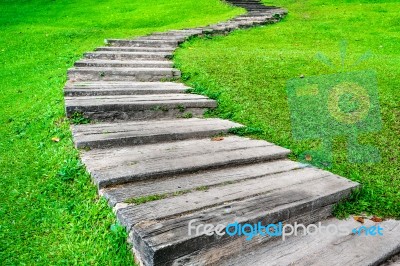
[64, 0, 399, 265]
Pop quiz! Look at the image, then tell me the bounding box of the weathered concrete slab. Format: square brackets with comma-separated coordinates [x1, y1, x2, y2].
[95, 47, 176, 52]
[65, 81, 188, 89]
[221, 218, 400, 266]
[81, 136, 290, 188]
[67, 67, 180, 82]
[65, 93, 215, 111]
[103, 159, 301, 206]
[64, 81, 188, 96]
[125, 174, 357, 265]
[74, 59, 173, 68]
[72, 118, 242, 148]
[65, 93, 216, 121]
[106, 39, 180, 48]
[84, 51, 172, 60]
[118, 167, 351, 226]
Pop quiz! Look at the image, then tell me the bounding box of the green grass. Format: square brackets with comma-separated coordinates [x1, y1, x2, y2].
[125, 190, 191, 205]
[0, 0, 242, 264]
[175, 0, 400, 218]
[125, 194, 169, 205]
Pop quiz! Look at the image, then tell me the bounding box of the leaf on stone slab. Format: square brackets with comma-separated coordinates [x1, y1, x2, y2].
[370, 216, 383, 223]
[211, 137, 224, 141]
[353, 216, 364, 224]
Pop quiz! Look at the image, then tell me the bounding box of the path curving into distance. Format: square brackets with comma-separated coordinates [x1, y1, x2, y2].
[64, 0, 400, 265]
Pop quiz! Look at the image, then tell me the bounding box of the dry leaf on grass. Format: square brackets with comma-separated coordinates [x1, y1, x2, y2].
[51, 137, 60, 142]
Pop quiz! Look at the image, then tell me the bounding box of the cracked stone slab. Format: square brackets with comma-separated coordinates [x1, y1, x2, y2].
[72, 118, 242, 148]
[80, 136, 290, 188]
[221, 218, 400, 266]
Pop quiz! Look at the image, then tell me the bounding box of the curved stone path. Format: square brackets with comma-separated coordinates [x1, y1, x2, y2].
[64, 1, 400, 265]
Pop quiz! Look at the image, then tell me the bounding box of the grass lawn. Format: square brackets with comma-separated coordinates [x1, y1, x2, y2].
[175, 0, 400, 218]
[0, 0, 242, 264]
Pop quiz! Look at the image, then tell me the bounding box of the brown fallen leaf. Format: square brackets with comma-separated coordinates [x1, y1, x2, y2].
[211, 137, 224, 141]
[353, 216, 364, 224]
[305, 154, 312, 161]
[51, 137, 60, 142]
[370, 216, 383, 223]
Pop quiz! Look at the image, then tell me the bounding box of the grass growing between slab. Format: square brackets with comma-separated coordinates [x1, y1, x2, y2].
[0, 0, 243, 264]
[175, 0, 400, 218]
[124, 185, 214, 205]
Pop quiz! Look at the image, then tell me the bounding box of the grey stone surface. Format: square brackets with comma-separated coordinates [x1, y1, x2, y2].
[72, 118, 242, 148]
[65, 94, 216, 121]
[64, 81, 188, 96]
[220, 218, 400, 266]
[152, 29, 203, 36]
[106, 39, 179, 48]
[382, 253, 400, 266]
[71, 107, 209, 122]
[74, 59, 173, 68]
[84, 51, 172, 60]
[103, 159, 301, 206]
[67, 67, 180, 82]
[135, 35, 188, 42]
[118, 167, 356, 228]
[124, 175, 356, 265]
[81, 136, 290, 188]
[65, 93, 215, 107]
[65, 81, 188, 89]
[95, 47, 176, 52]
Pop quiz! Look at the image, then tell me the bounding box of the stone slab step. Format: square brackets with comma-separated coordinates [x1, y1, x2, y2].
[80, 136, 290, 188]
[220, 218, 400, 266]
[103, 159, 302, 206]
[226, 0, 275, 9]
[152, 29, 203, 37]
[209, 23, 239, 32]
[64, 81, 189, 96]
[72, 118, 242, 149]
[136, 35, 188, 41]
[74, 59, 173, 68]
[65, 93, 216, 121]
[118, 168, 357, 265]
[95, 47, 175, 52]
[65, 81, 187, 89]
[67, 67, 180, 82]
[240, 11, 283, 17]
[118, 167, 354, 228]
[106, 39, 180, 48]
[84, 51, 172, 60]
[228, 19, 259, 28]
[215, 17, 256, 28]
[233, 14, 272, 20]
[228, 0, 261, 3]
[233, 5, 274, 10]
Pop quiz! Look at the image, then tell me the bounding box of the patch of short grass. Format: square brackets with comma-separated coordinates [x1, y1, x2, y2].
[0, 0, 242, 264]
[70, 112, 91, 125]
[125, 185, 220, 206]
[175, 0, 400, 218]
[126, 194, 169, 205]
